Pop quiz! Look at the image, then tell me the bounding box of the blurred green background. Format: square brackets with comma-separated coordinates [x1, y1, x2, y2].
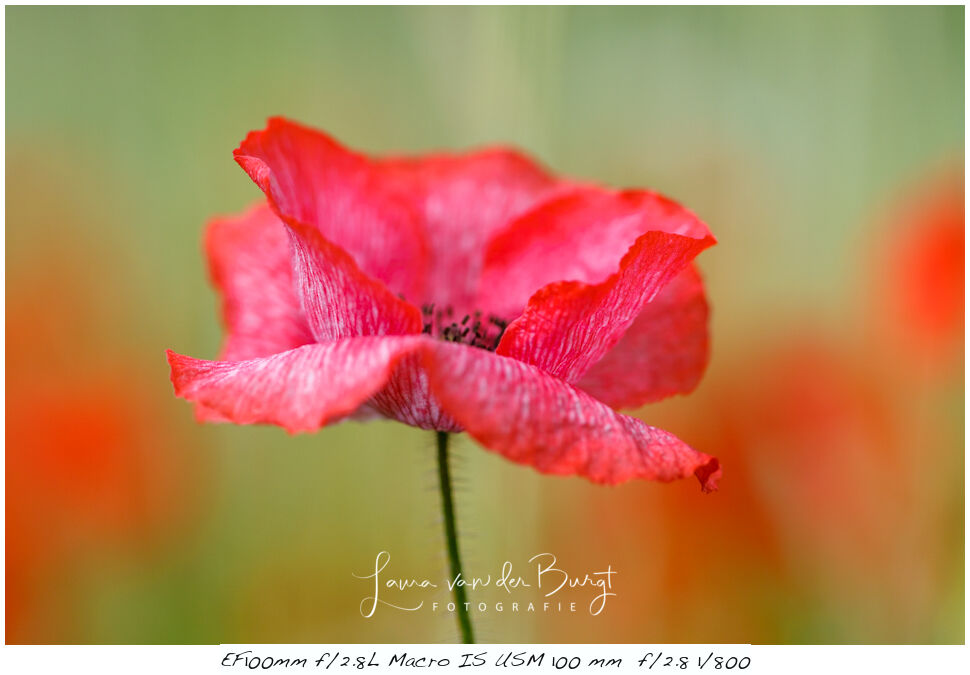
[6, 6, 964, 644]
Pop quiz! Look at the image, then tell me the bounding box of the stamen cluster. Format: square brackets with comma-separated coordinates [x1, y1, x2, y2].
[421, 304, 508, 351]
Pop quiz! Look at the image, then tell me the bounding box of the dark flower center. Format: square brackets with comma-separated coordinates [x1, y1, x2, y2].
[421, 304, 508, 351]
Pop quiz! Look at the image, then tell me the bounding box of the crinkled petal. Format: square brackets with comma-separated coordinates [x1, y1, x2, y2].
[285, 221, 422, 341]
[234, 117, 429, 300]
[166, 337, 423, 433]
[496, 227, 714, 383]
[380, 150, 575, 310]
[205, 202, 313, 361]
[423, 341, 720, 490]
[479, 188, 713, 317]
[236, 118, 583, 311]
[168, 337, 718, 490]
[368, 352, 463, 433]
[577, 265, 710, 409]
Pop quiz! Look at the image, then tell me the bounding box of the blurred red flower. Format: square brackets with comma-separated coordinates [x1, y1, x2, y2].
[168, 118, 720, 489]
[563, 332, 918, 643]
[7, 373, 190, 643]
[6, 243, 195, 643]
[872, 164, 964, 365]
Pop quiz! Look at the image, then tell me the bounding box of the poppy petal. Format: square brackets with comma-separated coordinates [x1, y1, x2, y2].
[479, 188, 713, 317]
[380, 149, 574, 310]
[166, 337, 423, 434]
[495, 227, 714, 383]
[423, 341, 720, 490]
[368, 352, 463, 433]
[284, 221, 422, 341]
[205, 202, 314, 361]
[577, 265, 710, 408]
[234, 117, 429, 300]
[168, 338, 718, 490]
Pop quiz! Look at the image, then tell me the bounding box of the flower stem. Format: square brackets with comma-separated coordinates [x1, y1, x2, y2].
[435, 431, 475, 644]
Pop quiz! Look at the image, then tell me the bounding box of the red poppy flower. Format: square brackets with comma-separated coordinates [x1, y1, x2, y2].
[167, 118, 720, 490]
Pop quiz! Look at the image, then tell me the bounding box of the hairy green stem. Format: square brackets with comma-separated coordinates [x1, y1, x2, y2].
[435, 431, 475, 644]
